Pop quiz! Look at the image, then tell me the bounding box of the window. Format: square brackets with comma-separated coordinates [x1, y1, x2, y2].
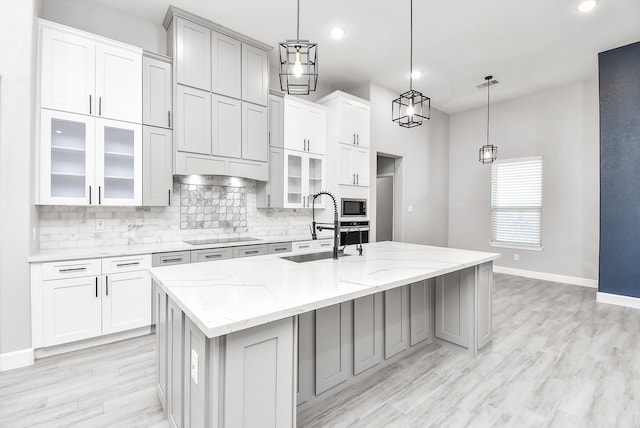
[491, 157, 543, 249]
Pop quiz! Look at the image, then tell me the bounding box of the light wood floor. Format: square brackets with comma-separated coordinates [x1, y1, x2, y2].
[2, 274, 639, 427]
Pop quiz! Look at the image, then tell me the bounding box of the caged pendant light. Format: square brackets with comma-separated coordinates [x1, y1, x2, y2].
[479, 75, 498, 164]
[392, 0, 430, 128]
[279, 0, 318, 95]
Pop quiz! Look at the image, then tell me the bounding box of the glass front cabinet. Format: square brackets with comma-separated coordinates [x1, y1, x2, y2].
[38, 109, 142, 205]
[282, 150, 325, 209]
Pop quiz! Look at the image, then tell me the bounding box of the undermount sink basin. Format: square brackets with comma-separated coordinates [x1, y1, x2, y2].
[280, 251, 350, 263]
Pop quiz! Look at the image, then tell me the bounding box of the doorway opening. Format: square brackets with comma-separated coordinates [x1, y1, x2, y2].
[376, 154, 402, 242]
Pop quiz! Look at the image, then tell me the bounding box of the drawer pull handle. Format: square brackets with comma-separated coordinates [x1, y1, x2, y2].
[299, 245, 310, 249]
[116, 262, 140, 267]
[106, 276, 109, 296]
[205, 254, 222, 259]
[275, 247, 287, 252]
[245, 250, 259, 254]
[60, 267, 87, 273]
[320, 243, 330, 247]
[161, 257, 183, 263]
[95, 277, 98, 298]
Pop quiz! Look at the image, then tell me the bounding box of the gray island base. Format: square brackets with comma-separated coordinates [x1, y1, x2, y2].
[150, 241, 499, 428]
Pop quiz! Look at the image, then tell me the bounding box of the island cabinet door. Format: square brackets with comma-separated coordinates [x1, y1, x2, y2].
[410, 279, 433, 346]
[384, 286, 410, 359]
[155, 284, 168, 410]
[315, 302, 351, 395]
[224, 317, 295, 428]
[167, 300, 185, 428]
[353, 293, 384, 375]
[297, 312, 315, 406]
[476, 262, 493, 350]
[435, 268, 474, 349]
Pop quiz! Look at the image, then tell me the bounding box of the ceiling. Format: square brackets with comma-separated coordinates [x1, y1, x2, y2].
[88, 0, 640, 114]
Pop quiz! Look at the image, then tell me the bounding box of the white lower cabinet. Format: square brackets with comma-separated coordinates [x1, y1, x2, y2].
[43, 275, 102, 347]
[353, 293, 383, 375]
[36, 255, 152, 348]
[384, 286, 410, 359]
[315, 302, 350, 395]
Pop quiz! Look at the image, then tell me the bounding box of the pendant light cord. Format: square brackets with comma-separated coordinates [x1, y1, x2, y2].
[486, 77, 490, 145]
[409, 0, 413, 90]
[297, 0, 300, 39]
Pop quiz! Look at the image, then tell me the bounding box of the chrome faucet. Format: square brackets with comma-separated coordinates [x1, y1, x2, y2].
[311, 191, 340, 260]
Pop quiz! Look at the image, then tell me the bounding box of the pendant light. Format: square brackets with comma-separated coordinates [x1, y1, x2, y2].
[392, 0, 430, 128]
[279, 0, 318, 95]
[479, 75, 498, 164]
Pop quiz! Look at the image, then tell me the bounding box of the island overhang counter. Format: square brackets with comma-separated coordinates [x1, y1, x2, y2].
[150, 241, 500, 428]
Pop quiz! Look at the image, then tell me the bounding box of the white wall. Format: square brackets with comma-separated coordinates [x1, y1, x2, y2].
[448, 79, 599, 280]
[0, 0, 38, 356]
[40, 0, 166, 54]
[368, 82, 450, 245]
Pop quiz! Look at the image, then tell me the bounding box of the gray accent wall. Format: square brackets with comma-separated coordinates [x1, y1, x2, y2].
[448, 79, 600, 280]
[598, 41, 640, 298]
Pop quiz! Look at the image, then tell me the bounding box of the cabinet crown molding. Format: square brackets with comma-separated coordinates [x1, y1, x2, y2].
[316, 90, 371, 106]
[38, 19, 142, 55]
[162, 6, 273, 52]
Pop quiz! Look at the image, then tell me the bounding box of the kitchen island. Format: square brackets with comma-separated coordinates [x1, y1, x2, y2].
[150, 241, 500, 428]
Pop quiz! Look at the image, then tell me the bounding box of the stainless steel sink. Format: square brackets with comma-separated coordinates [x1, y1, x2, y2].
[280, 251, 349, 263]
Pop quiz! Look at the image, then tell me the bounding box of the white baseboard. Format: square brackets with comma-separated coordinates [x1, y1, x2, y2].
[493, 266, 598, 288]
[0, 348, 34, 372]
[596, 292, 640, 310]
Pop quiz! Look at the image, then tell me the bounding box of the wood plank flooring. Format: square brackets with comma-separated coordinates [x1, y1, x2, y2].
[1, 274, 639, 427]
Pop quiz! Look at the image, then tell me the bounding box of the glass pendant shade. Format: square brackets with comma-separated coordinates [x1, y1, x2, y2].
[479, 144, 498, 163]
[279, 40, 318, 95]
[392, 89, 430, 128]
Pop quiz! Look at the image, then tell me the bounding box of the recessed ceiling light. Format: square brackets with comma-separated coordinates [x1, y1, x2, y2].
[411, 70, 422, 79]
[330, 27, 345, 39]
[55, 130, 62, 134]
[578, 0, 596, 12]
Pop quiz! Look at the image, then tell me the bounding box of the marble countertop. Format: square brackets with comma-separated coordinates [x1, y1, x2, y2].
[27, 234, 332, 263]
[150, 241, 500, 338]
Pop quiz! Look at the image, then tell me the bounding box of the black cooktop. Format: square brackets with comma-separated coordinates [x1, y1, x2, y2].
[183, 237, 262, 245]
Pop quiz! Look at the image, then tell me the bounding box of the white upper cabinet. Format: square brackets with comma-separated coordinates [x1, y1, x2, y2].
[337, 145, 370, 187]
[39, 21, 142, 124]
[335, 99, 370, 148]
[269, 94, 285, 148]
[283, 98, 327, 155]
[212, 94, 241, 158]
[95, 44, 142, 123]
[175, 85, 211, 155]
[142, 126, 173, 207]
[211, 31, 241, 99]
[242, 44, 268, 106]
[176, 17, 211, 91]
[242, 103, 268, 162]
[40, 26, 95, 116]
[143, 55, 172, 129]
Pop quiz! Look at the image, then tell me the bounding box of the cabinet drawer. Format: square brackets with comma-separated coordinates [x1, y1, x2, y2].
[42, 259, 101, 280]
[152, 251, 191, 267]
[317, 239, 333, 250]
[191, 248, 233, 263]
[268, 242, 292, 254]
[292, 241, 315, 252]
[102, 254, 151, 274]
[233, 244, 268, 258]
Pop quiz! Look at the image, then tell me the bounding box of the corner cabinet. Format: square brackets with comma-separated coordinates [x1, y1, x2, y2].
[165, 10, 272, 180]
[38, 109, 142, 206]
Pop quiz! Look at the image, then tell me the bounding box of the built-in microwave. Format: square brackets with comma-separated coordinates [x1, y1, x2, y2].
[341, 198, 367, 217]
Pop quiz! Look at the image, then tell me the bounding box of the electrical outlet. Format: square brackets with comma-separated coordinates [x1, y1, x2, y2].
[96, 219, 105, 230]
[514, 254, 520, 261]
[191, 349, 198, 384]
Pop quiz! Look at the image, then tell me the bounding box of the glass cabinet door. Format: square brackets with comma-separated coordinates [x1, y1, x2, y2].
[285, 152, 302, 207]
[95, 119, 142, 205]
[308, 156, 324, 207]
[39, 109, 95, 205]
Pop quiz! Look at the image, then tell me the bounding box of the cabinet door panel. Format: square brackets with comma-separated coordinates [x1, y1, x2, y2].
[269, 95, 284, 148]
[337, 144, 355, 186]
[435, 269, 472, 349]
[211, 31, 241, 98]
[353, 147, 370, 187]
[102, 270, 151, 335]
[155, 284, 168, 408]
[315, 303, 349, 395]
[283, 99, 305, 152]
[212, 94, 241, 158]
[297, 312, 314, 406]
[353, 293, 383, 375]
[176, 18, 211, 91]
[242, 44, 268, 106]
[384, 286, 409, 359]
[40, 27, 95, 115]
[43, 276, 102, 346]
[284, 151, 303, 208]
[476, 262, 493, 349]
[225, 317, 294, 428]
[142, 126, 172, 206]
[39, 109, 95, 205]
[242, 103, 268, 162]
[337, 100, 355, 145]
[95, 119, 142, 206]
[410, 280, 431, 346]
[95, 44, 142, 123]
[305, 107, 327, 155]
[354, 103, 370, 148]
[307, 154, 325, 208]
[143, 57, 172, 128]
[176, 85, 211, 155]
[167, 299, 184, 428]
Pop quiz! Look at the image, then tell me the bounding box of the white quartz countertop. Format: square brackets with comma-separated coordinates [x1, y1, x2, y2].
[27, 234, 331, 263]
[150, 241, 500, 339]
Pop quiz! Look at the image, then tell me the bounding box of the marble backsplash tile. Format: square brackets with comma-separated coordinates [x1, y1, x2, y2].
[180, 184, 247, 230]
[37, 176, 316, 249]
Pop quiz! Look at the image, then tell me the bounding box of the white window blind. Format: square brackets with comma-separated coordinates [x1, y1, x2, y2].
[491, 157, 543, 248]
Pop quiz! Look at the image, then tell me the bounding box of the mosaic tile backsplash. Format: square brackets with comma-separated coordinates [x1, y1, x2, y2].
[180, 184, 247, 230]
